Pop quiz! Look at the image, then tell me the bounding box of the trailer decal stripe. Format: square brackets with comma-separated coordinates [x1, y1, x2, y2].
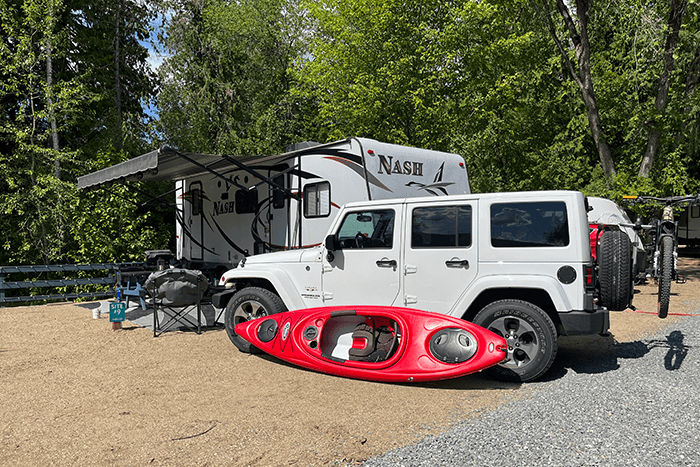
[175, 209, 219, 256]
[325, 156, 393, 193]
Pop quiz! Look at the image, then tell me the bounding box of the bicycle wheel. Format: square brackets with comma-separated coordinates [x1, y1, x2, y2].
[657, 235, 673, 319]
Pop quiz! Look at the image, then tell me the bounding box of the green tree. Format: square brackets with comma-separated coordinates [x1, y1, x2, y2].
[533, 0, 700, 196]
[300, 0, 588, 192]
[0, 0, 164, 265]
[70, 0, 156, 155]
[0, 0, 87, 263]
[156, 0, 309, 156]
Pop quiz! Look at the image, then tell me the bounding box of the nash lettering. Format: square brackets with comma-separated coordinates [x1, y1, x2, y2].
[378, 155, 424, 176]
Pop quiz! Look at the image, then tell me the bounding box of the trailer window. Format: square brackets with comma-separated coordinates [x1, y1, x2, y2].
[692, 206, 700, 218]
[304, 181, 330, 218]
[191, 188, 202, 216]
[272, 174, 285, 209]
[491, 201, 569, 247]
[412, 205, 472, 248]
[235, 189, 259, 214]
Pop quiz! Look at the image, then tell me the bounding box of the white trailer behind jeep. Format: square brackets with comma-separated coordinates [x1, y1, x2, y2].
[77, 137, 470, 274]
[678, 204, 700, 247]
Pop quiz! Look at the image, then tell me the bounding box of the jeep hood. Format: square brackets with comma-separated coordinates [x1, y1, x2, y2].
[243, 248, 320, 265]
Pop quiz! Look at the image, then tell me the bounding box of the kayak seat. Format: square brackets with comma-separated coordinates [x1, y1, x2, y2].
[348, 323, 376, 359]
[349, 321, 399, 362]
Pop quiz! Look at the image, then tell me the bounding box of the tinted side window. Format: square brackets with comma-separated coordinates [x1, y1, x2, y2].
[412, 206, 472, 248]
[491, 202, 569, 247]
[336, 209, 394, 249]
[272, 174, 285, 209]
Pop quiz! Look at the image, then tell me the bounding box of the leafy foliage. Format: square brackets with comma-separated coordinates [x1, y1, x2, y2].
[2, 0, 700, 269]
[156, 0, 310, 155]
[0, 0, 163, 266]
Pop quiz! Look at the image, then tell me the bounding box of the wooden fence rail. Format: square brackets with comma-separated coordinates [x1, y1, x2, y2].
[0, 262, 149, 304]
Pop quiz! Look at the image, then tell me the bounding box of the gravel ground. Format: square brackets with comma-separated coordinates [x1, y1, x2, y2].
[2, 256, 698, 466]
[364, 313, 700, 466]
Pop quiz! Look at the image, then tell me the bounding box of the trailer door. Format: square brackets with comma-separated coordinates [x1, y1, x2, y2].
[189, 181, 203, 261]
[267, 172, 287, 251]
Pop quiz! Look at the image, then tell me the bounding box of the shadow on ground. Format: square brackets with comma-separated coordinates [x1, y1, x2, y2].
[541, 328, 692, 382]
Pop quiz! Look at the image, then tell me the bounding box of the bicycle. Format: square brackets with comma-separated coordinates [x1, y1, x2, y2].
[623, 195, 700, 318]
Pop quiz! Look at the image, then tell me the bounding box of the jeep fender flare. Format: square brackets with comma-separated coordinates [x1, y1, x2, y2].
[222, 268, 307, 311]
[450, 274, 573, 318]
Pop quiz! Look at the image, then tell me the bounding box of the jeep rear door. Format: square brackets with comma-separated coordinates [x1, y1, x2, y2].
[402, 199, 477, 315]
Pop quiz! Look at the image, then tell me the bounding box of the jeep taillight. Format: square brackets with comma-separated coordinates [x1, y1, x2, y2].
[584, 264, 595, 289]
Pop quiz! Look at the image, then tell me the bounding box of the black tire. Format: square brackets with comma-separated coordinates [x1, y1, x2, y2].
[473, 299, 557, 383]
[598, 230, 632, 311]
[224, 287, 286, 353]
[657, 236, 673, 319]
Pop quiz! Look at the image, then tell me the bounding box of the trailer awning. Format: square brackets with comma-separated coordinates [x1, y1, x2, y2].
[77, 145, 302, 190]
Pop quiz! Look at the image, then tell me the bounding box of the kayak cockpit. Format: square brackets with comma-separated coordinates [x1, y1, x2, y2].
[315, 311, 401, 364]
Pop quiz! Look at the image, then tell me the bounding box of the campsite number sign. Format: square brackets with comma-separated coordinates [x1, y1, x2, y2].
[109, 302, 126, 323]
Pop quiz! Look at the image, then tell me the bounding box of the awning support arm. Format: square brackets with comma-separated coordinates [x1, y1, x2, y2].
[137, 185, 180, 207]
[248, 162, 298, 192]
[218, 153, 301, 201]
[124, 183, 178, 210]
[173, 151, 249, 192]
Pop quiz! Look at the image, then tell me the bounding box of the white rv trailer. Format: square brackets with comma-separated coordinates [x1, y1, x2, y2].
[77, 137, 470, 273]
[678, 204, 700, 247]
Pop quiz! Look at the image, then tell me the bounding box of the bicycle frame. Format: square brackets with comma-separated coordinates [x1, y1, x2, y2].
[623, 194, 699, 318]
[625, 195, 698, 281]
[652, 205, 680, 281]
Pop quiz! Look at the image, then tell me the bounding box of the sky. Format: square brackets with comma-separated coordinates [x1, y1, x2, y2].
[140, 12, 170, 119]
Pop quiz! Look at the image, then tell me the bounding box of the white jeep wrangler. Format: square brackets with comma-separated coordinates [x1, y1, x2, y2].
[215, 190, 625, 382]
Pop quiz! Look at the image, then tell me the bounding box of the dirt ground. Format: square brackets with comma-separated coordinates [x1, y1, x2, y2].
[2, 255, 699, 466]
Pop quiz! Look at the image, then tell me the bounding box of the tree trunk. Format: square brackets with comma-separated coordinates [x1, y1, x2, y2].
[115, 0, 123, 149]
[46, 39, 61, 179]
[639, 0, 688, 178]
[569, 0, 615, 178]
[534, 0, 616, 178]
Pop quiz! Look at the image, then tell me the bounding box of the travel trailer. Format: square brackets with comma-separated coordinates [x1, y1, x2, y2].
[77, 137, 470, 274]
[678, 204, 700, 247]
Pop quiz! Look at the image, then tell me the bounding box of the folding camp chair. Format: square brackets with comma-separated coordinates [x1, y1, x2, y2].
[145, 269, 210, 337]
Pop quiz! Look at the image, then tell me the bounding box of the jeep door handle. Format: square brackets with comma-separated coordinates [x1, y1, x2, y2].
[445, 259, 469, 269]
[376, 259, 397, 268]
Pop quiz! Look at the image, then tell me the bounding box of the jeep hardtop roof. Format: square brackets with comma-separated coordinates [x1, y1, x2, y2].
[339, 190, 586, 210]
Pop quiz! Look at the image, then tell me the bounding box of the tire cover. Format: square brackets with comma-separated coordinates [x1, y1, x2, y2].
[144, 268, 210, 307]
[598, 229, 632, 311]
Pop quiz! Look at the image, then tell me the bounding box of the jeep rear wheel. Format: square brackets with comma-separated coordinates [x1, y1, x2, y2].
[473, 300, 557, 383]
[598, 229, 632, 311]
[224, 287, 286, 353]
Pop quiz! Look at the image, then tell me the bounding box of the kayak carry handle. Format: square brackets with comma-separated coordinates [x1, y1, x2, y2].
[330, 309, 357, 318]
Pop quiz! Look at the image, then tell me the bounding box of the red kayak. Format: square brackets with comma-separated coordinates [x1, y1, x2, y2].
[234, 305, 507, 383]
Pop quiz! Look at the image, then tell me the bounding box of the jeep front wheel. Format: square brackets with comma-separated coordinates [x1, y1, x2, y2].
[224, 287, 286, 353]
[473, 300, 557, 382]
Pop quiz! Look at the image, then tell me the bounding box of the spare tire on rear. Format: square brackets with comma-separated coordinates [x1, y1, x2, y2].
[598, 229, 632, 311]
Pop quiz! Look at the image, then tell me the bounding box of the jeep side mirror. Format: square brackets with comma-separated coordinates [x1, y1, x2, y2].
[325, 234, 338, 251]
[325, 234, 338, 262]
